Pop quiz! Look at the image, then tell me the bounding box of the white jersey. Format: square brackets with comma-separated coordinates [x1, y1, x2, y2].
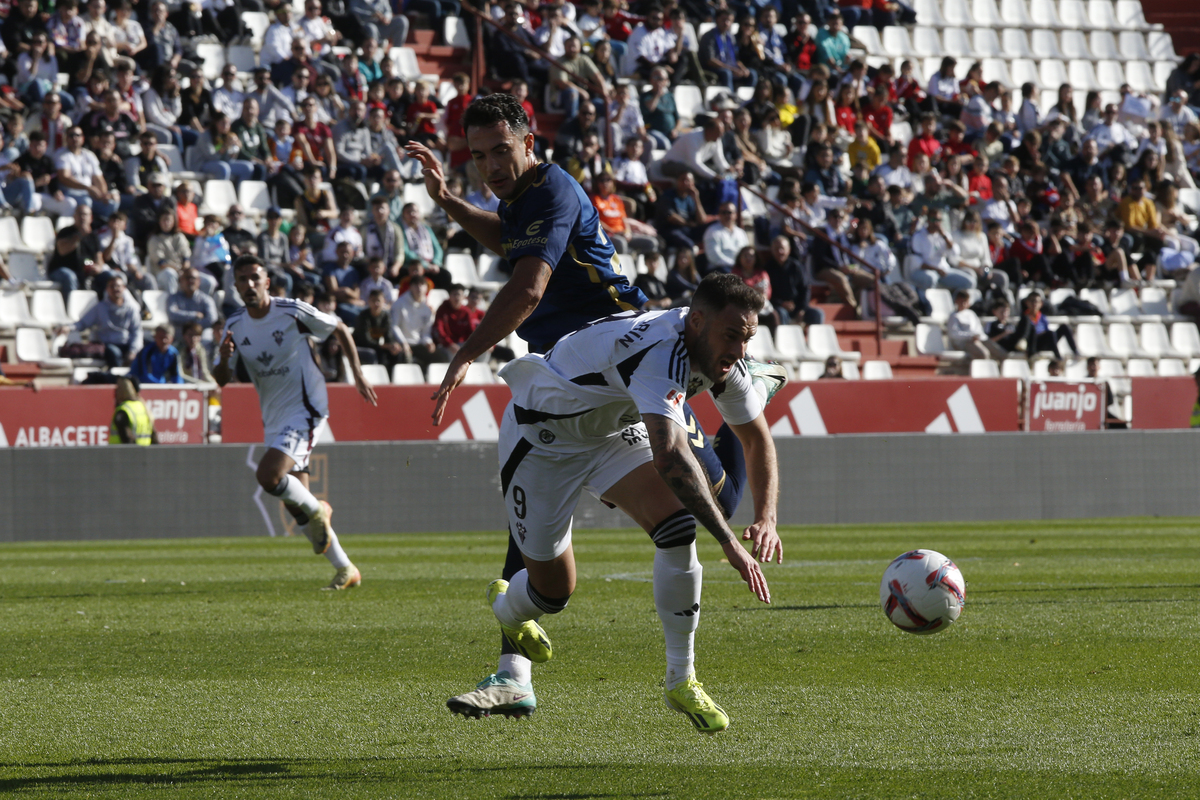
[498, 308, 762, 453]
[225, 298, 339, 435]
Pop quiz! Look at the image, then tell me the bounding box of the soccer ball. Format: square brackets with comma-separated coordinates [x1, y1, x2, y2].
[879, 550, 965, 635]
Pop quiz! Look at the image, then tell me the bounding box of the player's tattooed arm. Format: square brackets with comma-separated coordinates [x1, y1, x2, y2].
[643, 413, 737, 546]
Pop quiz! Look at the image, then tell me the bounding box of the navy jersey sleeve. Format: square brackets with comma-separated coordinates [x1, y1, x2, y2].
[502, 168, 579, 271]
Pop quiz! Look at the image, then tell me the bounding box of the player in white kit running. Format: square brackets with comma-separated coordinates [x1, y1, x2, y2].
[446, 274, 782, 733]
[213, 255, 378, 589]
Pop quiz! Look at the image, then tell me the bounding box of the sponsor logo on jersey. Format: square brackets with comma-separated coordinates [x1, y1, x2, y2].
[666, 389, 684, 407]
[508, 235, 549, 250]
[256, 351, 275, 367]
[272, 330, 285, 345]
[525, 221, 544, 236]
[241, 337, 251, 346]
[621, 426, 648, 445]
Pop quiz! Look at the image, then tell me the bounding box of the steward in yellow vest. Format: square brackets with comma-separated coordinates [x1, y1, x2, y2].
[109, 376, 158, 445]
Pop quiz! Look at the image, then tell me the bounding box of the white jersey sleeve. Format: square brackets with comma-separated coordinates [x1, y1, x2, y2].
[709, 360, 763, 426]
[626, 335, 690, 430]
[289, 300, 339, 342]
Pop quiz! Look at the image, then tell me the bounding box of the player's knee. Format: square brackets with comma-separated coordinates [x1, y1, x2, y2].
[526, 579, 571, 615]
[648, 509, 697, 548]
[257, 462, 287, 492]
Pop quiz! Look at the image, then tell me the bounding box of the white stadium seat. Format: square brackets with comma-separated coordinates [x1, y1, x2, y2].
[7, 252, 48, 286]
[971, 0, 1005, 28]
[914, 323, 964, 359]
[1158, 358, 1188, 376]
[1108, 322, 1152, 360]
[141, 290, 169, 329]
[1126, 358, 1155, 376]
[1000, 0, 1035, 28]
[912, 26, 942, 57]
[982, 59, 1014, 88]
[941, 0, 977, 28]
[1147, 31, 1181, 62]
[462, 362, 495, 385]
[1119, 31, 1152, 62]
[972, 28, 1003, 58]
[1108, 287, 1141, 320]
[1068, 61, 1101, 93]
[1061, 30, 1093, 61]
[862, 360, 893, 380]
[1096, 61, 1125, 92]
[20, 216, 55, 253]
[202, 179, 237, 217]
[1039, 60, 1070, 93]
[747, 328, 782, 362]
[238, 180, 271, 215]
[970, 360, 1000, 377]
[941, 27, 972, 58]
[68, 290, 98, 322]
[360, 364, 391, 385]
[1115, 0, 1156, 31]
[1124, 60, 1155, 94]
[852, 25, 884, 55]
[881, 26, 918, 58]
[1079, 288, 1111, 316]
[1002, 359, 1031, 380]
[672, 85, 704, 121]
[1029, 1, 1065, 29]
[444, 253, 479, 286]
[16, 327, 71, 369]
[1087, 0, 1119, 30]
[842, 361, 860, 380]
[1171, 323, 1200, 359]
[1155, 60, 1177, 90]
[924, 288, 955, 323]
[1010, 59, 1040, 90]
[807, 325, 861, 362]
[243, 11, 270, 45]
[1002, 28, 1033, 60]
[1059, 0, 1095, 31]
[0, 216, 23, 252]
[31, 289, 72, 327]
[1074, 322, 1116, 359]
[444, 16, 470, 48]
[797, 361, 824, 381]
[913, 0, 949, 27]
[226, 45, 257, 73]
[1140, 287, 1173, 318]
[195, 42, 226, 81]
[1090, 31, 1122, 61]
[402, 182, 437, 217]
[1141, 322, 1185, 360]
[391, 364, 425, 384]
[0, 289, 47, 330]
[1030, 29, 1066, 61]
[772, 325, 821, 363]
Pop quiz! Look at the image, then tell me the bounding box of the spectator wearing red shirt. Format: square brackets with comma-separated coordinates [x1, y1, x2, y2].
[405, 80, 443, 150]
[943, 120, 976, 160]
[863, 84, 893, 145]
[432, 284, 477, 353]
[443, 73, 472, 169]
[967, 156, 993, 205]
[602, 0, 642, 42]
[906, 112, 941, 169]
[833, 83, 858, 135]
[294, 96, 336, 177]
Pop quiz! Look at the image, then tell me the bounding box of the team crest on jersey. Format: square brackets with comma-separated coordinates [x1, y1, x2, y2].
[538, 429, 556, 444]
[272, 330, 285, 345]
[687, 376, 704, 396]
[241, 337, 251, 346]
[256, 351, 275, 367]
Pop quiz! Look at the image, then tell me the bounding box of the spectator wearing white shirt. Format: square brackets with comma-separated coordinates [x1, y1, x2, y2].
[1086, 104, 1134, 157]
[261, 5, 299, 68]
[83, 0, 119, 64]
[298, 0, 343, 56]
[321, 207, 364, 267]
[534, 5, 570, 59]
[961, 81, 999, 140]
[55, 125, 118, 218]
[908, 211, 976, 300]
[657, 118, 730, 182]
[358, 256, 397, 305]
[946, 289, 1004, 360]
[1161, 91, 1199, 138]
[212, 65, 246, 120]
[625, 6, 678, 80]
[391, 276, 448, 367]
[701, 202, 750, 272]
[926, 57, 964, 118]
[980, 174, 1018, 236]
[1016, 83, 1040, 138]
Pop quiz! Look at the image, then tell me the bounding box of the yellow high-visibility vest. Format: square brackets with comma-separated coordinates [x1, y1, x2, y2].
[110, 399, 154, 445]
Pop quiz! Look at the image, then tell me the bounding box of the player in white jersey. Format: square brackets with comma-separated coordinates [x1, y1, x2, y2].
[446, 274, 781, 733]
[214, 255, 378, 589]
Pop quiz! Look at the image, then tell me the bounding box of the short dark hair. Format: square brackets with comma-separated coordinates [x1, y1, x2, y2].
[691, 273, 764, 316]
[462, 93, 529, 137]
[234, 254, 265, 273]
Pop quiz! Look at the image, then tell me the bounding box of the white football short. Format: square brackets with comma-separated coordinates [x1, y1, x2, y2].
[497, 403, 654, 561]
[266, 416, 327, 471]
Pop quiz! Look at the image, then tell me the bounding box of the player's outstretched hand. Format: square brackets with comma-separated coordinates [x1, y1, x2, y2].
[218, 331, 235, 362]
[721, 538, 771, 604]
[354, 371, 379, 406]
[742, 520, 783, 564]
[403, 141, 448, 205]
[430, 356, 471, 426]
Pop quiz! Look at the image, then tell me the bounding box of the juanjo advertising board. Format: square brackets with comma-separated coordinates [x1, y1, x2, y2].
[0, 386, 206, 446]
[1027, 380, 1106, 432]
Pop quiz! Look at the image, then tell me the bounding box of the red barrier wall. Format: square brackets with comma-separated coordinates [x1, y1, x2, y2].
[1131, 377, 1196, 429]
[0, 386, 207, 446]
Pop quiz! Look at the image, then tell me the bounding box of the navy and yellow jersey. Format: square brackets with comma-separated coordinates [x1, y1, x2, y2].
[498, 162, 648, 353]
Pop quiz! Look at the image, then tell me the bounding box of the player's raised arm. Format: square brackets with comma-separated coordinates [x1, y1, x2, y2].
[212, 331, 236, 387]
[333, 320, 378, 406]
[728, 413, 782, 564]
[431, 255, 551, 425]
[404, 140, 506, 255]
[643, 413, 771, 604]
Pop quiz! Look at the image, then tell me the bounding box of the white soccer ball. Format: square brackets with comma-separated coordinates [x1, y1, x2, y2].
[879, 549, 966, 635]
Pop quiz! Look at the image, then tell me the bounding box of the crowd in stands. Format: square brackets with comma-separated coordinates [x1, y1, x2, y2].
[2, 0, 1200, 383]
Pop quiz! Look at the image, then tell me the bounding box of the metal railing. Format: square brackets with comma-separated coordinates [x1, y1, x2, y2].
[739, 182, 883, 352]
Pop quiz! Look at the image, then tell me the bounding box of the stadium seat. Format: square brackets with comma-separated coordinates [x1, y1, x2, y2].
[735, 86, 756, 102]
[0, 216, 24, 253]
[914, 323, 964, 359]
[1048, 287, 1076, 309]
[1002, 28, 1033, 60]
[1107, 287, 1140, 320]
[1030, 29, 1066, 61]
[67, 289, 98, 322]
[1078, 288, 1111, 316]
[243, 11, 270, 44]
[391, 364, 425, 384]
[55, 215, 73, 232]
[971, 27, 1002, 57]
[923, 56, 944, 81]
[1147, 31, 1181, 62]
[1115, 0, 1156, 31]
[971, 0, 1005, 28]
[941, 0, 976, 28]
[807, 324, 861, 362]
[1061, 30, 1093, 61]
[912, 26, 942, 57]
[982, 58, 1014, 88]
[226, 45, 257, 73]
[463, 362, 495, 384]
[1000, 0, 1035, 28]
[1124, 60, 1155, 93]
[1126, 358, 1155, 376]
[1029, 1, 1065, 29]
[1068, 60, 1101, 93]
[797, 361, 824, 381]
[1094, 358, 1124, 376]
[202, 180, 237, 217]
[30, 289, 72, 327]
[8, 252, 50, 289]
[1170, 322, 1200, 359]
[970, 359, 1000, 377]
[881, 26, 918, 58]
[444, 253, 479, 286]
[1118, 31, 1151, 62]
[1001, 359, 1031, 379]
[16, 327, 70, 369]
[1140, 322, 1184, 360]
[391, 47, 437, 84]
[476, 252, 508, 291]
[20, 216, 55, 253]
[862, 359, 893, 379]
[1059, 0, 1095, 31]
[141, 290, 169, 329]
[1031, 358, 1051, 378]
[1087, 0, 1119, 30]
[1090, 31, 1122, 61]
[1, 288, 48, 331]
[1064, 356, 1089, 379]
[913, 0, 949, 27]
[923, 287, 955, 323]
[195, 42, 226, 80]
[1074, 322, 1116, 358]
[1093, 60, 1124, 92]
[1108, 322, 1152, 360]
[772, 325, 821, 363]
[1010, 59, 1040, 90]
[425, 362, 449, 384]
[1140, 287, 1174, 319]
[673, 85, 704, 122]
[1154, 60, 1177, 89]
[444, 16, 470, 47]
[841, 361, 860, 380]
[851, 25, 884, 55]
[1039, 59, 1069, 91]
[746, 327, 782, 362]
[238, 180, 271, 215]
[402, 182, 437, 217]
[941, 26, 972, 58]
[360, 364, 391, 385]
[1158, 358, 1188, 376]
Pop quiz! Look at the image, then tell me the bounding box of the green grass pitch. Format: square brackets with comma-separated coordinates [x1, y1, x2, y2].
[2, 519, 1200, 798]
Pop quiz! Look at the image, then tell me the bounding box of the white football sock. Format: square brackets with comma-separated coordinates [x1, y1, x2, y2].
[492, 569, 542, 628]
[324, 530, 352, 569]
[268, 474, 321, 518]
[497, 653, 532, 685]
[654, 542, 702, 690]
